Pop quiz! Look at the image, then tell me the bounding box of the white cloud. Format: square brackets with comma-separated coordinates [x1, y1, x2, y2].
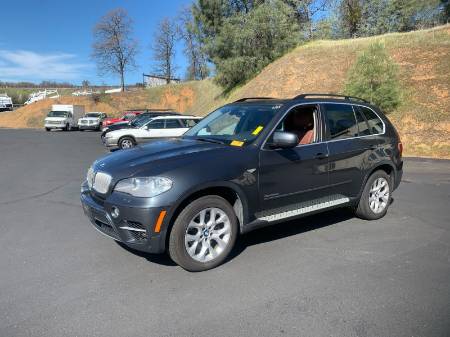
[0, 50, 90, 82]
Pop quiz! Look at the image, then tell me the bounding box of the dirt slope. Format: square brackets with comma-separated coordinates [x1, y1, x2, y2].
[1, 25, 449, 157]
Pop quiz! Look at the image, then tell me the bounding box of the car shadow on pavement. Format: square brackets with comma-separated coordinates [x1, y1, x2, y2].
[229, 207, 355, 260]
[115, 242, 177, 266]
[115, 207, 356, 268]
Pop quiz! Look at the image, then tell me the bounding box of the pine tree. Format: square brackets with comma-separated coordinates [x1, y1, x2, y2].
[345, 42, 401, 112]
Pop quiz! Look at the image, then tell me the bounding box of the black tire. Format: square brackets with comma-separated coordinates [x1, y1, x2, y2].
[118, 136, 136, 149]
[65, 124, 69, 131]
[169, 196, 238, 272]
[79, 129, 84, 132]
[355, 170, 391, 220]
[45, 127, 50, 132]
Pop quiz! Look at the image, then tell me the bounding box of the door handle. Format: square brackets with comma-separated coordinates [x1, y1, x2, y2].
[315, 152, 328, 160]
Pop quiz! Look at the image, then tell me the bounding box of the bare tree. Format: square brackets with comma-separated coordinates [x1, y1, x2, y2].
[92, 8, 138, 92]
[178, 7, 209, 80]
[283, 0, 331, 39]
[151, 17, 178, 83]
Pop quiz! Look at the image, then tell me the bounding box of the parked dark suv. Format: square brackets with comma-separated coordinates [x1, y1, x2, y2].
[81, 94, 403, 271]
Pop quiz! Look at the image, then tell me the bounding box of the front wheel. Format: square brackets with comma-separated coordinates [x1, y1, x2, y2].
[355, 170, 391, 220]
[118, 136, 135, 149]
[169, 196, 238, 271]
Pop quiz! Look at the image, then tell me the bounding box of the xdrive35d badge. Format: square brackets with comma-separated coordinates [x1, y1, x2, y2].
[81, 94, 403, 271]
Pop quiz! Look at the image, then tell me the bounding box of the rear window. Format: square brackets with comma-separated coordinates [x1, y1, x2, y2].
[357, 106, 384, 134]
[323, 104, 358, 140]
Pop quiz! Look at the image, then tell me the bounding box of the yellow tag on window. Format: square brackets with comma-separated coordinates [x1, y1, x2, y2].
[252, 125, 264, 136]
[230, 140, 244, 147]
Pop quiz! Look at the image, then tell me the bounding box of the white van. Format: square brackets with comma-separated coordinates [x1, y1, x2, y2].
[0, 93, 13, 111]
[44, 105, 85, 131]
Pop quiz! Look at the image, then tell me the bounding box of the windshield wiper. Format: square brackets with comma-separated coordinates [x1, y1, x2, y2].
[194, 137, 227, 145]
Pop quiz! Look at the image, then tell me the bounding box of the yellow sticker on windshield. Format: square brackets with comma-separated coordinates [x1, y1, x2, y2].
[252, 125, 264, 136]
[230, 140, 244, 147]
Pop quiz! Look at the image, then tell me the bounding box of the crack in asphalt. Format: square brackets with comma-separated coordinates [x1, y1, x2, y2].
[0, 181, 74, 206]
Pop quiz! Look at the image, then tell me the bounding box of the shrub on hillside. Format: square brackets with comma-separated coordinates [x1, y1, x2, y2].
[345, 42, 400, 112]
[90, 92, 110, 105]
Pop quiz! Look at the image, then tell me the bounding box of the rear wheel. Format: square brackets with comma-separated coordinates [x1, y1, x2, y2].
[355, 170, 391, 220]
[119, 136, 135, 149]
[169, 196, 238, 272]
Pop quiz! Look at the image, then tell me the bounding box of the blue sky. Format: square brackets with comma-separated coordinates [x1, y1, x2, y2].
[0, 0, 193, 86]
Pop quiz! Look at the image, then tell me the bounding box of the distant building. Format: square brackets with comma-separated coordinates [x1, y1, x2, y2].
[142, 73, 181, 88]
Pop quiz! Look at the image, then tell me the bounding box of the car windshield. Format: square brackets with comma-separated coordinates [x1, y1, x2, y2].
[85, 113, 100, 118]
[130, 115, 152, 127]
[48, 111, 68, 117]
[183, 104, 282, 145]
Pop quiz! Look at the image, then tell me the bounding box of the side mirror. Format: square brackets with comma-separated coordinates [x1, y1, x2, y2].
[268, 131, 299, 149]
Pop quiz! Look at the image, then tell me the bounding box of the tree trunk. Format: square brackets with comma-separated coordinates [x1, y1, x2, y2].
[120, 68, 125, 92]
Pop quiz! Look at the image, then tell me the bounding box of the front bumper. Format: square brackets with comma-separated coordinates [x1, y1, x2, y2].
[79, 124, 100, 130]
[102, 136, 118, 147]
[45, 123, 66, 129]
[80, 182, 169, 253]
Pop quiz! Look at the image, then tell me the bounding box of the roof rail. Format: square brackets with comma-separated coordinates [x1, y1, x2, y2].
[233, 97, 275, 103]
[293, 93, 368, 103]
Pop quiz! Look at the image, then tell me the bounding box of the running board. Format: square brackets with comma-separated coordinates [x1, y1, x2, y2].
[256, 194, 350, 222]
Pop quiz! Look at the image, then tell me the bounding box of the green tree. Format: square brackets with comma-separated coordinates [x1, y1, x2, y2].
[345, 42, 400, 112]
[207, 0, 300, 90]
[357, 0, 445, 36]
[338, 0, 363, 37]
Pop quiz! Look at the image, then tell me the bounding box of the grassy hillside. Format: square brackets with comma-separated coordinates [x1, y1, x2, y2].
[0, 25, 449, 158]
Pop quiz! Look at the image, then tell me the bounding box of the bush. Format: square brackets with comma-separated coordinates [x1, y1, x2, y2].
[90, 92, 110, 105]
[345, 42, 401, 112]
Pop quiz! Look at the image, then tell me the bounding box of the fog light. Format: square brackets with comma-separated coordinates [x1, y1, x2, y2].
[111, 206, 120, 218]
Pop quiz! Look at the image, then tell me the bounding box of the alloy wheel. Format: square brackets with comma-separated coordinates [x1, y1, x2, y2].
[368, 177, 390, 214]
[121, 139, 133, 149]
[184, 207, 231, 263]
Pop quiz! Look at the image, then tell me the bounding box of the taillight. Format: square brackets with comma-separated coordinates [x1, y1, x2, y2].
[398, 141, 403, 158]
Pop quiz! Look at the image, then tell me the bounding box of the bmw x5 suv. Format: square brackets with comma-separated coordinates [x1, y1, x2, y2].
[81, 94, 403, 271]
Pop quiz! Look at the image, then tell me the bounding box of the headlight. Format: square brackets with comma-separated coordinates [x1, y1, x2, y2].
[87, 167, 95, 188]
[114, 177, 172, 197]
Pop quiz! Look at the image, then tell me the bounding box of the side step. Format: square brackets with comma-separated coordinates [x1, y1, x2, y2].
[256, 194, 350, 222]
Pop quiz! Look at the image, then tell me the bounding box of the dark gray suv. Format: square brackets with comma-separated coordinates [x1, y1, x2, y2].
[81, 94, 403, 271]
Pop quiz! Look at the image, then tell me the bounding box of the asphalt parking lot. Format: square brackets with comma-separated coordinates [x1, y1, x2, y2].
[1, 129, 449, 337]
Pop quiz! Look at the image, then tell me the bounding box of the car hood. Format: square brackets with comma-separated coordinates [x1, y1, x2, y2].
[93, 138, 230, 178]
[106, 128, 139, 138]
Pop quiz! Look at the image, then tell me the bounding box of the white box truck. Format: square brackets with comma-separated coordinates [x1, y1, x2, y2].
[44, 104, 85, 131]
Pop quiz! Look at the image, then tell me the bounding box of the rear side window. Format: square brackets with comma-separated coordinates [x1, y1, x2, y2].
[354, 107, 371, 136]
[165, 119, 182, 128]
[358, 106, 384, 134]
[323, 104, 358, 140]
